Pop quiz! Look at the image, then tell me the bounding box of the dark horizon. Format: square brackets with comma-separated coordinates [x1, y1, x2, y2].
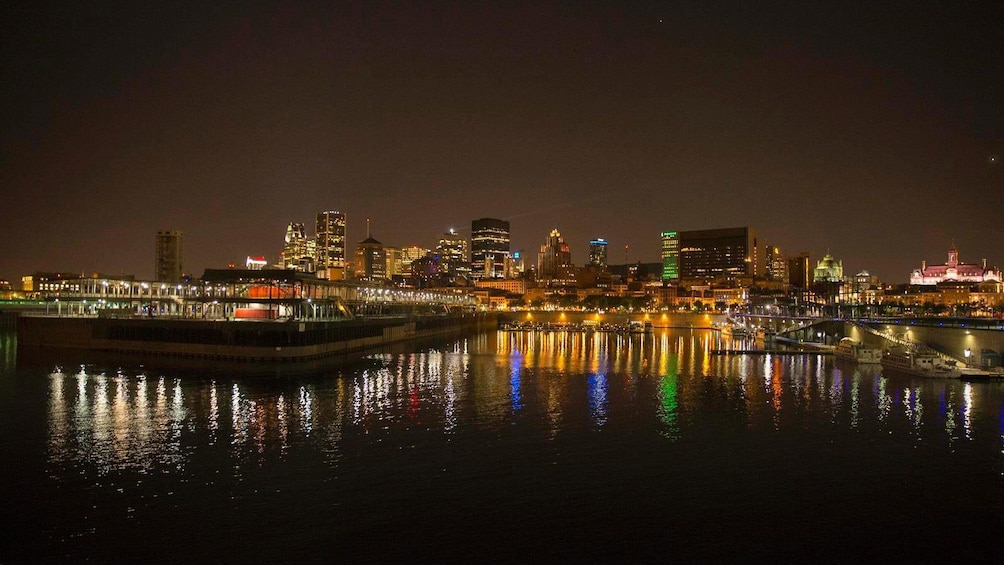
[3, 2, 1001, 284]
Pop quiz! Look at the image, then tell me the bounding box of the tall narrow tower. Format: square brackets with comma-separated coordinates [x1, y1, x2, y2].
[155, 230, 183, 283]
[315, 210, 346, 280]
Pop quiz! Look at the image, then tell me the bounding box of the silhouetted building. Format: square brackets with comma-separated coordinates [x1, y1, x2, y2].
[788, 252, 811, 289]
[678, 226, 761, 281]
[155, 230, 183, 283]
[471, 218, 510, 280]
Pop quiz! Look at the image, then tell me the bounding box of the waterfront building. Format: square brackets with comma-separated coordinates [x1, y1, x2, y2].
[316, 211, 347, 280]
[437, 229, 470, 284]
[677, 227, 761, 282]
[589, 238, 609, 269]
[813, 253, 843, 283]
[471, 218, 510, 280]
[910, 244, 1002, 285]
[537, 229, 574, 283]
[788, 252, 811, 289]
[660, 232, 679, 281]
[155, 230, 183, 283]
[474, 278, 529, 295]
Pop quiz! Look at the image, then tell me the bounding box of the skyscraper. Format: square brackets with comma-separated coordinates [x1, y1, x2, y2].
[471, 218, 510, 280]
[766, 245, 787, 282]
[659, 232, 678, 281]
[354, 235, 386, 281]
[316, 210, 346, 280]
[155, 230, 183, 283]
[537, 229, 573, 282]
[677, 226, 761, 281]
[281, 222, 311, 270]
[589, 238, 609, 268]
[788, 252, 811, 289]
[437, 229, 470, 284]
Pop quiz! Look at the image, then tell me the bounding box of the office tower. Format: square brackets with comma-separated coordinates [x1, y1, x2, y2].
[471, 218, 511, 280]
[537, 229, 573, 281]
[589, 238, 609, 269]
[385, 246, 402, 278]
[677, 226, 761, 281]
[316, 210, 346, 280]
[402, 245, 429, 274]
[437, 229, 470, 284]
[155, 230, 183, 283]
[766, 245, 787, 282]
[788, 252, 811, 289]
[281, 222, 310, 270]
[353, 220, 386, 281]
[659, 232, 679, 281]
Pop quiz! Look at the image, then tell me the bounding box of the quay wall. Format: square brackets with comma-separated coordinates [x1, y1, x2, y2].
[496, 311, 726, 328]
[17, 313, 496, 362]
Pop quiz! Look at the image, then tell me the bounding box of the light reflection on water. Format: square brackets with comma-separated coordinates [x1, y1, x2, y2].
[41, 329, 1004, 477]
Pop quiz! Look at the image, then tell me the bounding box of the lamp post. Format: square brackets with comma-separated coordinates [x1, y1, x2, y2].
[964, 348, 972, 366]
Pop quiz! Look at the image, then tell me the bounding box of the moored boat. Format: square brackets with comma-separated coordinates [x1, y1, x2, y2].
[835, 338, 883, 364]
[879, 346, 991, 379]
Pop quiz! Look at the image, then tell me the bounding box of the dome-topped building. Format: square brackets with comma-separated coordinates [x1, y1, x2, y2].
[910, 244, 1001, 285]
[813, 253, 843, 283]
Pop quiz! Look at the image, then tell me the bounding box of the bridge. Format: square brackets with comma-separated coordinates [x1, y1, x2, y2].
[734, 313, 1004, 369]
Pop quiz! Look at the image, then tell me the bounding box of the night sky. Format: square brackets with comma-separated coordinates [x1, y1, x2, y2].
[3, 1, 1002, 283]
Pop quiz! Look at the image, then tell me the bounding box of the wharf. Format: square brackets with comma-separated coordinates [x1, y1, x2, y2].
[712, 349, 834, 356]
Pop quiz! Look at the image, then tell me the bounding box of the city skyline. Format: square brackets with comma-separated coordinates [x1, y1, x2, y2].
[2, 2, 1001, 283]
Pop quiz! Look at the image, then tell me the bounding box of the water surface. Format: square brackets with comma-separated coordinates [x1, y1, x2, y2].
[2, 329, 1002, 562]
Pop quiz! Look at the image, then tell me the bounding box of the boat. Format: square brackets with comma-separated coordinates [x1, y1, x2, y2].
[834, 338, 883, 364]
[879, 346, 991, 379]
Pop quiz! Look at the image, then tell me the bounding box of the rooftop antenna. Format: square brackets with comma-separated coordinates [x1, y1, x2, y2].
[366, 218, 371, 239]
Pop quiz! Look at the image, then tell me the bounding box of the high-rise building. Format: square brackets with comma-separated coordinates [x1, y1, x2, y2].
[385, 246, 402, 278]
[511, 250, 526, 276]
[471, 218, 510, 280]
[677, 227, 761, 281]
[537, 229, 573, 282]
[766, 245, 787, 282]
[316, 211, 346, 280]
[402, 245, 429, 274]
[788, 252, 811, 289]
[155, 230, 183, 283]
[589, 238, 609, 269]
[659, 232, 679, 281]
[354, 223, 386, 282]
[437, 229, 470, 284]
[281, 222, 310, 270]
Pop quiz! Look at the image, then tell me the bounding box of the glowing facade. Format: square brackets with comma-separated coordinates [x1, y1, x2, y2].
[910, 245, 1001, 285]
[537, 229, 573, 282]
[471, 218, 510, 280]
[316, 211, 346, 280]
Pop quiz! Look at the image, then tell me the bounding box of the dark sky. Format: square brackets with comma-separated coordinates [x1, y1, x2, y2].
[3, 1, 1002, 283]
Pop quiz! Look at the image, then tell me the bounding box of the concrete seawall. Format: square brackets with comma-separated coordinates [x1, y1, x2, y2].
[18, 313, 496, 362]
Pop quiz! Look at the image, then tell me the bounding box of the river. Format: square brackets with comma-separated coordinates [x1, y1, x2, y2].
[1, 329, 1001, 562]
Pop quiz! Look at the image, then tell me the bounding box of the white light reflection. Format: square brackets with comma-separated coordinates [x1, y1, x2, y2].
[963, 383, 973, 440]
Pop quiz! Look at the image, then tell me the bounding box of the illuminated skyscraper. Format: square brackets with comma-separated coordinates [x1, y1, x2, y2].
[659, 232, 678, 281]
[402, 245, 429, 274]
[385, 246, 402, 278]
[589, 238, 608, 268]
[537, 229, 573, 282]
[437, 229, 470, 284]
[281, 222, 310, 270]
[155, 230, 183, 283]
[471, 218, 510, 280]
[316, 210, 346, 280]
[766, 245, 787, 282]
